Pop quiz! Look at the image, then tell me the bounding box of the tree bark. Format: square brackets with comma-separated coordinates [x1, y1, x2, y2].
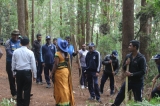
[80, 0, 85, 46]
[31, 0, 34, 45]
[25, 0, 29, 37]
[60, 1, 62, 37]
[86, 0, 90, 43]
[17, 0, 25, 35]
[122, 0, 134, 61]
[139, 0, 149, 62]
[49, 0, 52, 35]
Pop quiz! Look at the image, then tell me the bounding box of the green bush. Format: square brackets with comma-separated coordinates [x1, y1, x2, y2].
[0, 98, 16, 106]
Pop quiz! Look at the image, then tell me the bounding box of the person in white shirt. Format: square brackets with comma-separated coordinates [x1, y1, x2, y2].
[78, 44, 88, 89]
[12, 36, 37, 106]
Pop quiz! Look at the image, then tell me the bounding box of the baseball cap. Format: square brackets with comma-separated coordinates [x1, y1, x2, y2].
[46, 36, 51, 40]
[152, 54, 160, 60]
[88, 42, 95, 47]
[112, 50, 118, 56]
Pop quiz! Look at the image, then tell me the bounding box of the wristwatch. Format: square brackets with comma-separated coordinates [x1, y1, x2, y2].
[130, 73, 133, 76]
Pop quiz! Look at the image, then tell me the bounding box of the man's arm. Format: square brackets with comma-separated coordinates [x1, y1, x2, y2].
[96, 51, 101, 73]
[115, 59, 120, 74]
[102, 55, 110, 65]
[31, 52, 37, 79]
[5, 40, 12, 56]
[42, 46, 45, 63]
[11, 52, 16, 76]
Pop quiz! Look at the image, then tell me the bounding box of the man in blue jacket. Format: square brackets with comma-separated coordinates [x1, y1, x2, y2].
[5, 29, 21, 99]
[85, 42, 102, 103]
[42, 36, 56, 88]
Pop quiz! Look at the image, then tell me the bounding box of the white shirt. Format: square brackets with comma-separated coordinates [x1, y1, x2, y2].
[78, 49, 88, 67]
[12, 46, 37, 78]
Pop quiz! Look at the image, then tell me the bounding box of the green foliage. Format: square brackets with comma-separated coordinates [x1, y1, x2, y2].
[127, 97, 160, 106]
[0, 98, 16, 106]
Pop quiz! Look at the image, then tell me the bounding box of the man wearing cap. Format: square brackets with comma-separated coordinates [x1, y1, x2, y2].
[5, 29, 21, 99]
[42, 36, 56, 88]
[151, 54, 160, 98]
[111, 40, 146, 106]
[12, 36, 37, 106]
[100, 50, 119, 95]
[85, 42, 102, 103]
[32, 34, 43, 84]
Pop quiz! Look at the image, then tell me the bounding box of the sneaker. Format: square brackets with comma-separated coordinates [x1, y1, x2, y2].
[88, 97, 95, 101]
[81, 85, 85, 89]
[12, 95, 17, 100]
[85, 86, 88, 89]
[37, 82, 43, 85]
[46, 84, 51, 88]
[110, 90, 114, 95]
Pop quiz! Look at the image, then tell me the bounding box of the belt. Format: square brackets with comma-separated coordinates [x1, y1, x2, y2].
[14, 69, 31, 72]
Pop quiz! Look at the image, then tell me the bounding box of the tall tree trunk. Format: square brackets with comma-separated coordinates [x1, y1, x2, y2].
[31, 0, 34, 45]
[25, 0, 29, 37]
[60, 1, 62, 37]
[49, 0, 52, 35]
[17, 0, 25, 35]
[80, 0, 85, 46]
[77, 0, 81, 46]
[122, 0, 134, 61]
[139, 0, 149, 62]
[86, 0, 90, 43]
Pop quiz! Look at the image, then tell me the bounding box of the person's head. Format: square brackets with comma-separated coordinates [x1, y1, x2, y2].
[111, 50, 118, 58]
[128, 40, 140, 52]
[82, 44, 86, 51]
[65, 36, 71, 44]
[46, 36, 51, 44]
[53, 38, 57, 45]
[36, 34, 42, 42]
[88, 42, 95, 52]
[57, 38, 68, 53]
[11, 29, 20, 41]
[152, 54, 160, 65]
[20, 36, 29, 46]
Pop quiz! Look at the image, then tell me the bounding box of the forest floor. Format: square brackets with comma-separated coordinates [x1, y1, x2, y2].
[0, 45, 150, 106]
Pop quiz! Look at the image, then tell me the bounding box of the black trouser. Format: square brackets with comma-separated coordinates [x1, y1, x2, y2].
[80, 67, 87, 86]
[151, 87, 160, 98]
[6, 61, 17, 96]
[36, 59, 43, 83]
[100, 72, 114, 93]
[16, 70, 32, 106]
[112, 81, 143, 106]
[44, 63, 53, 85]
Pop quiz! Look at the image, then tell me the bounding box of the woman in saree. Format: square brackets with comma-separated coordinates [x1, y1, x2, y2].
[50, 38, 75, 106]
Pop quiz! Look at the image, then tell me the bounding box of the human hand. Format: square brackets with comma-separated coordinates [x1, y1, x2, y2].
[109, 60, 112, 63]
[125, 71, 132, 76]
[96, 73, 99, 76]
[33, 78, 36, 81]
[112, 72, 115, 76]
[125, 59, 130, 65]
[42, 63, 45, 67]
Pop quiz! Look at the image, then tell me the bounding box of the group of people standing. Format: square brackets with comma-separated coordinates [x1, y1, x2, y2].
[4, 29, 160, 106]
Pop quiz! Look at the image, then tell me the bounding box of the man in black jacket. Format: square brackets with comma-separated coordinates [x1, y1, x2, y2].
[100, 50, 119, 95]
[111, 40, 146, 106]
[85, 42, 102, 103]
[32, 34, 43, 84]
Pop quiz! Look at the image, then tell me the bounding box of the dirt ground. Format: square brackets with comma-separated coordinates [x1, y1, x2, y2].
[0, 45, 126, 106]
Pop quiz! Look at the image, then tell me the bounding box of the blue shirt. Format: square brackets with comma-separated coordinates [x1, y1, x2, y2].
[67, 44, 75, 60]
[5, 39, 21, 62]
[42, 43, 56, 64]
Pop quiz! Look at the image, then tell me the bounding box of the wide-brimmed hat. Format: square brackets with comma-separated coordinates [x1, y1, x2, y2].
[57, 38, 68, 52]
[152, 54, 160, 60]
[11, 29, 20, 35]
